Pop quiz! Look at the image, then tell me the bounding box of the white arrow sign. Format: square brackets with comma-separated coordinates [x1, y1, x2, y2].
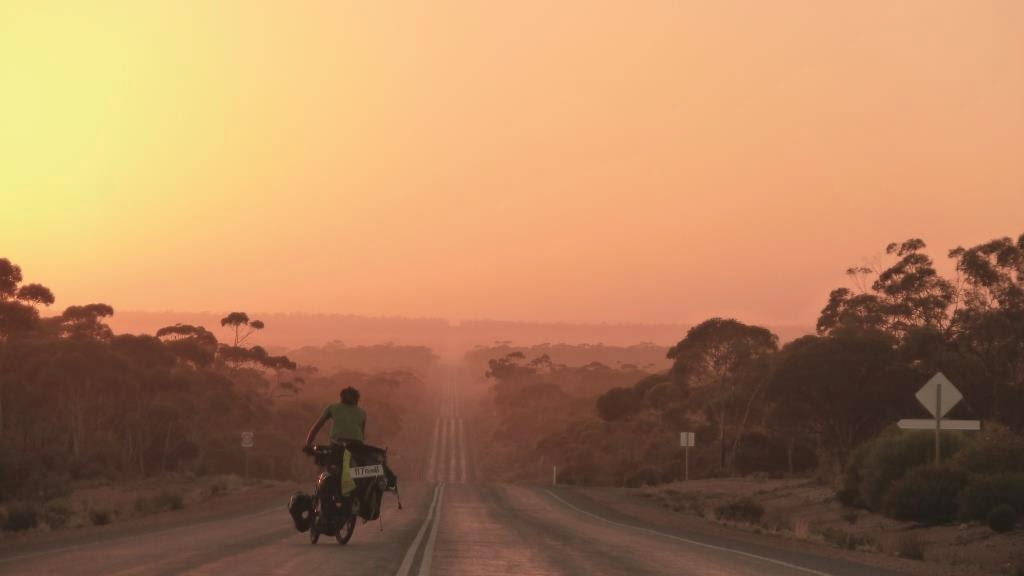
[897, 419, 980, 431]
[915, 372, 962, 418]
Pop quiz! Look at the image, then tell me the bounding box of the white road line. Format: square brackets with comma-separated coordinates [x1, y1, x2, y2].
[415, 484, 446, 576]
[394, 483, 443, 576]
[458, 418, 467, 483]
[426, 418, 440, 482]
[545, 490, 834, 576]
[437, 416, 448, 484]
[447, 417, 457, 482]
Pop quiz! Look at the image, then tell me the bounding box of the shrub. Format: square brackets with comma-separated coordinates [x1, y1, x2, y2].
[134, 490, 186, 516]
[987, 504, 1016, 533]
[819, 526, 875, 551]
[714, 497, 764, 524]
[31, 474, 72, 502]
[759, 512, 793, 532]
[43, 500, 73, 529]
[89, 508, 112, 526]
[154, 490, 185, 511]
[883, 465, 968, 524]
[625, 466, 661, 488]
[3, 502, 39, 532]
[958, 473, 1024, 522]
[849, 430, 971, 511]
[133, 495, 154, 515]
[952, 426, 1024, 475]
[209, 480, 228, 496]
[895, 534, 925, 560]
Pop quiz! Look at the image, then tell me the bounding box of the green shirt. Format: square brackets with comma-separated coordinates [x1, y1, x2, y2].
[322, 402, 366, 443]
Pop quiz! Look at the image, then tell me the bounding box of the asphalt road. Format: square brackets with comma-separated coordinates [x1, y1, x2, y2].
[0, 381, 907, 576]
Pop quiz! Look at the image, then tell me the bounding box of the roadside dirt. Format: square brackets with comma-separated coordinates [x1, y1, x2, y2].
[567, 478, 1023, 576]
[0, 475, 301, 554]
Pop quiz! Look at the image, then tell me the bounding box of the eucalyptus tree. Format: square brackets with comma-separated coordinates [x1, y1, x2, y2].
[220, 311, 264, 346]
[818, 239, 956, 338]
[0, 258, 55, 436]
[667, 318, 778, 470]
[947, 233, 1024, 428]
[155, 324, 219, 367]
[767, 329, 917, 466]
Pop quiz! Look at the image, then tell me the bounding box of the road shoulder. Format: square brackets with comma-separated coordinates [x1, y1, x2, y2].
[544, 485, 992, 576]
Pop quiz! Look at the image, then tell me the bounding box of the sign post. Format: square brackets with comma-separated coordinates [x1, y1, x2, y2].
[897, 373, 979, 466]
[679, 432, 695, 481]
[241, 431, 254, 479]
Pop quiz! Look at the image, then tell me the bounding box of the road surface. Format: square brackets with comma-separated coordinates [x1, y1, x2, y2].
[0, 381, 905, 576]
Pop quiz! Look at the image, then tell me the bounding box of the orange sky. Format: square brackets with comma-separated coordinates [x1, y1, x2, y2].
[2, 1, 1022, 326]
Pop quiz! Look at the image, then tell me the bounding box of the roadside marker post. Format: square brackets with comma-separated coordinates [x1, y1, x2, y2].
[679, 432, 695, 481]
[241, 431, 254, 479]
[897, 373, 980, 466]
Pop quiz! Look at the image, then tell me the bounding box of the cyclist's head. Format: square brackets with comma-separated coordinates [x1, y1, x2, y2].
[340, 386, 361, 405]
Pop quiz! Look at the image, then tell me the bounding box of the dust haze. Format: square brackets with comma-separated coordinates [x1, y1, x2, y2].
[3, 2, 1024, 575]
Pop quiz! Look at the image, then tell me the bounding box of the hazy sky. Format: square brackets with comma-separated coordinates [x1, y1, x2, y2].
[2, 1, 1022, 326]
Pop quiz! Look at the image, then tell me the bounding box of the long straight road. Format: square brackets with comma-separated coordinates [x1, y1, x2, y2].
[0, 379, 908, 576]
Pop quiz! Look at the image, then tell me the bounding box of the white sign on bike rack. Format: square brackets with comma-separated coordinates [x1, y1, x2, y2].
[350, 464, 384, 479]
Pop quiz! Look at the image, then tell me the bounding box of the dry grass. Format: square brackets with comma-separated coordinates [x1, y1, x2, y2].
[0, 474, 265, 536]
[640, 477, 1024, 575]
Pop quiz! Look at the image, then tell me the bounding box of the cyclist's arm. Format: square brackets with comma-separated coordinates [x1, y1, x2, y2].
[305, 412, 330, 447]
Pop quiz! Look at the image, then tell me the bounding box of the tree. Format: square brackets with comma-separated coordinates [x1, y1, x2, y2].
[57, 303, 115, 340]
[667, 318, 778, 470]
[486, 352, 547, 405]
[0, 259, 55, 336]
[818, 239, 955, 338]
[155, 324, 219, 367]
[596, 386, 645, 421]
[220, 312, 264, 346]
[946, 233, 1024, 429]
[950, 234, 1024, 312]
[0, 258, 55, 437]
[767, 330, 917, 465]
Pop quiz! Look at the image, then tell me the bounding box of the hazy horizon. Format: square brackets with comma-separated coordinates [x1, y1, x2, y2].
[103, 309, 816, 361]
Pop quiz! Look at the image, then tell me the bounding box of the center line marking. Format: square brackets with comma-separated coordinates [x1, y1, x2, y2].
[416, 484, 446, 576]
[394, 483, 444, 576]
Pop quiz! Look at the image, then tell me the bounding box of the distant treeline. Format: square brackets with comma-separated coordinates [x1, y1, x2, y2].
[464, 342, 672, 379]
[282, 341, 439, 376]
[0, 260, 425, 502]
[480, 234, 1024, 487]
[110, 311, 812, 363]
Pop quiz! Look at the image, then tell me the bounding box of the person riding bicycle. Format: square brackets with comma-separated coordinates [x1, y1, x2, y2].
[304, 386, 397, 490]
[306, 386, 366, 448]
